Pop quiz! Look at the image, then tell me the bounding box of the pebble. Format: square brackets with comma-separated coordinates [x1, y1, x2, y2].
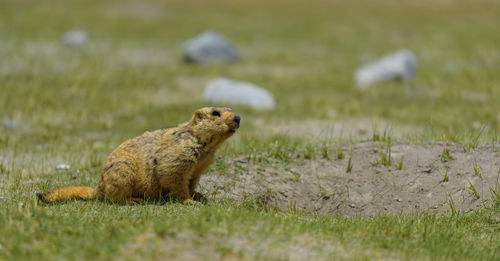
[61, 30, 88, 48]
[68, 169, 79, 180]
[3, 120, 17, 129]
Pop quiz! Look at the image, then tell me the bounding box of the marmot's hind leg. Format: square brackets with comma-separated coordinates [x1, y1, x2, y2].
[158, 174, 190, 202]
[95, 158, 138, 203]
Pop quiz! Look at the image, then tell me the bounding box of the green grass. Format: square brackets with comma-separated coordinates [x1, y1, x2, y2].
[1, 199, 499, 260]
[1, 0, 500, 260]
[441, 148, 454, 162]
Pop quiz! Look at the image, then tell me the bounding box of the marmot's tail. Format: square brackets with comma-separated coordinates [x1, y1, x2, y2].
[37, 186, 95, 203]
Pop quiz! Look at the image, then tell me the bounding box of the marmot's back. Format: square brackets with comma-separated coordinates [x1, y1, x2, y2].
[104, 129, 164, 171]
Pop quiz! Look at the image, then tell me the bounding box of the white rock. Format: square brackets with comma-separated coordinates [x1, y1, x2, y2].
[183, 30, 239, 64]
[61, 30, 88, 48]
[203, 78, 275, 110]
[56, 164, 70, 171]
[355, 49, 417, 90]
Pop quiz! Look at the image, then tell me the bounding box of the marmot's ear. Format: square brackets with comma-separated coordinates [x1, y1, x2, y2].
[193, 109, 204, 123]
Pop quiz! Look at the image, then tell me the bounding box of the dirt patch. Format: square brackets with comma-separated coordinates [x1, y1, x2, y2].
[122, 231, 390, 261]
[200, 142, 500, 216]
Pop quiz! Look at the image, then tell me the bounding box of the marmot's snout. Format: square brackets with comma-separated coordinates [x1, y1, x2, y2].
[234, 114, 240, 128]
[228, 113, 240, 133]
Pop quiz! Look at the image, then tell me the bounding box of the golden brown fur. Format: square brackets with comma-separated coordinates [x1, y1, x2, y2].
[37, 107, 240, 204]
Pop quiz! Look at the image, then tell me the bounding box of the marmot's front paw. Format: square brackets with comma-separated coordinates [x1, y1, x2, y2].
[183, 198, 201, 205]
[192, 191, 207, 203]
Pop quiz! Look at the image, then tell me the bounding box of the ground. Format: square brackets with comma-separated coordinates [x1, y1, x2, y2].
[1, 0, 500, 260]
[203, 142, 500, 217]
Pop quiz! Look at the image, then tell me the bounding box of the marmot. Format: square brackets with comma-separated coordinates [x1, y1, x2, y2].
[37, 107, 240, 204]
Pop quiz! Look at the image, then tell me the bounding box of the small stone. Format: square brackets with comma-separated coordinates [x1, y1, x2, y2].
[183, 30, 239, 64]
[395, 198, 402, 202]
[3, 120, 17, 129]
[355, 49, 417, 90]
[357, 128, 368, 135]
[203, 78, 275, 110]
[18, 202, 24, 207]
[56, 164, 70, 171]
[61, 30, 88, 48]
[349, 203, 356, 208]
[68, 170, 78, 180]
[472, 121, 489, 131]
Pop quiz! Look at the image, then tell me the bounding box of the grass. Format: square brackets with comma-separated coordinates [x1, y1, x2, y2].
[346, 157, 353, 173]
[468, 181, 481, 200]
[380, 137, 392, 167]
[397, 156, 404, 170]
[473, 156, 483, 177]
[337, 151, 345, 160]
[1, 199, 499, 260]
[1, 0, 500, 260]
[441, 147, 454, 162]
[442, 168, 450, 183]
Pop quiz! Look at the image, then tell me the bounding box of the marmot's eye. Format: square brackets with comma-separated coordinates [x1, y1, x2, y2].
[212, 111, 221, 117]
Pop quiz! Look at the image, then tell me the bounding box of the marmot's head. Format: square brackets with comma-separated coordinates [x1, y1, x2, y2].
[190, 107, 240, 146]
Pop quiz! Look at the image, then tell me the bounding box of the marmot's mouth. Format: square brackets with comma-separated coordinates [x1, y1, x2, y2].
[229, 124, 239, 133]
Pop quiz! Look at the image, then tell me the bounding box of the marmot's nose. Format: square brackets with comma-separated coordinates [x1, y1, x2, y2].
[234, 114, 240, 126]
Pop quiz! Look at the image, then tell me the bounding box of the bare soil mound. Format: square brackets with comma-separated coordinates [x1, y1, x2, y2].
[200, 142, 500, 216]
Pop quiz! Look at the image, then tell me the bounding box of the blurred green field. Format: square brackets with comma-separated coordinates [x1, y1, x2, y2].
[1, 0, 500, 260]
[2, 0, 500, 142]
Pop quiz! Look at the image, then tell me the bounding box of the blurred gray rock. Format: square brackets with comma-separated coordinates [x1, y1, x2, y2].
[203, 78, 275, 110]
[61, 30, 88, 48]
[3, 120, 17, 129]
[355, 49, 417, 90]
[183, 30, 239, 64]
